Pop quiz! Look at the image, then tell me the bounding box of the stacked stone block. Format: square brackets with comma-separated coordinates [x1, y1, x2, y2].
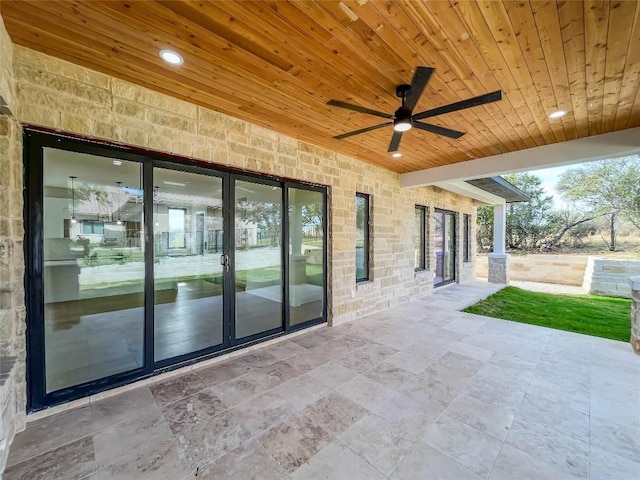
[487, 254, 509, 284]
[0, 16, 26, 473]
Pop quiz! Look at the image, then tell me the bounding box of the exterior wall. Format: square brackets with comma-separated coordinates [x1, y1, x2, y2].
[0, 32, 477, 471]
[590, 259, 640, 299]
[0, 15, 26, 473]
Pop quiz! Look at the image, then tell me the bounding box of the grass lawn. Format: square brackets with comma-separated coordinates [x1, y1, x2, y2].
[464, 286, 632, 342]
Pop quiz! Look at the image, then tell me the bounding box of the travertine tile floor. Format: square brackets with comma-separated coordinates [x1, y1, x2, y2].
[5, 281, 640, 479]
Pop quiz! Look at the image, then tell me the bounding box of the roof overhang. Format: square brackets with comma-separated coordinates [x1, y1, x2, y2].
[401, 127, 640, 187]
[465, 176, 530, 203]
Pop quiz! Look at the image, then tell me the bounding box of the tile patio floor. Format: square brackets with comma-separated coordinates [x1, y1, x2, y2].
[5, 281, 640, 480]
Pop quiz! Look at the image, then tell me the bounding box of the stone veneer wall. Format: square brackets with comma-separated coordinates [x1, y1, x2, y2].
[0, 15, 26, 473]
[589, 259, 640, 299]
[0, 22, 477, 470]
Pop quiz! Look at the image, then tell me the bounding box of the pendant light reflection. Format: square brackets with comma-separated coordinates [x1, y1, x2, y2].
[115, 181, 123, 225]
[69, 176, 77, 224]
[154, 186, 160, 227]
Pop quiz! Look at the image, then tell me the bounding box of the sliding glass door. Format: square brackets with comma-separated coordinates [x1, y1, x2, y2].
[42, 149, 146, 392]
[26, 130, 327, 410]
[152, 167, 225, 362]
[434, 209, 456, 287]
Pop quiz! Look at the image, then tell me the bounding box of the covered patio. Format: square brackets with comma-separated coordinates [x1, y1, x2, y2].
[5, 281, 639, 480]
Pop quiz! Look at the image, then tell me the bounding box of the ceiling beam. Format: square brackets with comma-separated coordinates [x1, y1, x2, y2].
[401, 126, 640, 187]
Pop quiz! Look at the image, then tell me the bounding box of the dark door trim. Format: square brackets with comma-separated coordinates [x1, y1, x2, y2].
[434, 208, 457, 287]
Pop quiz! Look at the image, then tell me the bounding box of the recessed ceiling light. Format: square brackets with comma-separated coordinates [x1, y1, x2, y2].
[159, 49, 183, 65]
[163, 180, 186, 187]
[548, 110, 566, 119]
[112, 159, 122, 166]
[391, 152, 403, 158]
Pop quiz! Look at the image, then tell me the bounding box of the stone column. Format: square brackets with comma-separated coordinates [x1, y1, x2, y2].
[488, 203, 509, 284]
[630, 275, 640, 354]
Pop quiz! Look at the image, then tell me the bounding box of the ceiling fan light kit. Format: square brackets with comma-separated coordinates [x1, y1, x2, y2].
[327, 66, 502, 155]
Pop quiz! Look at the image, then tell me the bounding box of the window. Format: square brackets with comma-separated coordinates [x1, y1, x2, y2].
[355, 193, 370, 282]
[168, 207, 186, 249]
[82, 220, 104, 234]
[415, 205, 426, 270]
[463, 214, 471, 262]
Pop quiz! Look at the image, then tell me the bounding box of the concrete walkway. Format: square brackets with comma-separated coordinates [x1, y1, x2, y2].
[5, 280, 639, 480]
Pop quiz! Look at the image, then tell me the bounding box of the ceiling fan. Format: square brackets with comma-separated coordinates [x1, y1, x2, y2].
[327, 67, 502, 155]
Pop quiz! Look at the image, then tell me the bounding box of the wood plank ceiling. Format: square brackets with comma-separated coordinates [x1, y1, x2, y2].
[2, 0, 639, 174]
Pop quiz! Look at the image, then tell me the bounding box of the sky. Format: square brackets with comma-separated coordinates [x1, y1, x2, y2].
[531, 164, 570, 206]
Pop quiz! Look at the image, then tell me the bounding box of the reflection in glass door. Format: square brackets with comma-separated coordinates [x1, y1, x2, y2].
[234, 179, 284, 339]
[434, 209, 456, 286]
[42, 149, 145, 392]
[289, 187, 325, 326]
[153, 168, 224, 362]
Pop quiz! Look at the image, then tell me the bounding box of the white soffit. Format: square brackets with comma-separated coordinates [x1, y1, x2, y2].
[434, 180, 506, 206]
[401, 126, 640, 188]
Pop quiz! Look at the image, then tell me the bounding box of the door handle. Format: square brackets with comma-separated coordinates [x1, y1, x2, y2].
[220, 254, 229, 272]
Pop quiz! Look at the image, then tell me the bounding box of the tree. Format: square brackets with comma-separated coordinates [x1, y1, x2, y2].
[476, 173, 557, 251]
[476, 205, 493, 251]
[557, 157, 640, 251]
[503, 173, 556, 250]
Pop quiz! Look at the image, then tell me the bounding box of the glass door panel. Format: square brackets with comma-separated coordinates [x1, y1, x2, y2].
[153, 168, 224, 361]
[434, 209, 456, 286]
[43, 149, 145, 392]
[434, 211, 444, 285]
[445, 213, 456, 282]
[234, 179, 283, 339]
[288, 188, 325, 326]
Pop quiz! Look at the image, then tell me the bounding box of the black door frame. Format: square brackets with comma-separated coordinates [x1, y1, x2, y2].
[24, 128, 328, 411]
[434, 208, 457, 287]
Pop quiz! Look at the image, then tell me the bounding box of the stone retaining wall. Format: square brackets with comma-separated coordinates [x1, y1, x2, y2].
[590, 259, 640, 298]
[476, 254, 588, 286]
[477, 254, 640, 299]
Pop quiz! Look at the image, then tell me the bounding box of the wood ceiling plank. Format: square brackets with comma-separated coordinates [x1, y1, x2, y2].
[348, 0, 505, 158]
[613, 1, 640, 130]
[220, 1, 464, 164]
[299, 0, 493, 160]
[1, 0, 636, 174]
[600, 1, 635, 134]
[194, 0, 399, 113]
[557, 0, 589, 138]
[393, 0, 513, 156]
[338, 0, 498, 159]
[399, 0, 532, 153]
[451, 1, 548, 146]
[421, 0, 538, 150]
[502, 1, 567, 143]
[584, 0, 610, 136]
[472, 0, 559, 145]
[7, 17, 401, 169]
[529, 0, 578, 140]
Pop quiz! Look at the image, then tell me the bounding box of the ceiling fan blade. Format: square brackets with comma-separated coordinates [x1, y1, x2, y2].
[413, 90, 502, 121]
[387, 130, 403, 152]
[327, 99, 393, 119]
[405, 67, 434, 112]
[413, 122, 465, 139]
[334, 122, 392, 140]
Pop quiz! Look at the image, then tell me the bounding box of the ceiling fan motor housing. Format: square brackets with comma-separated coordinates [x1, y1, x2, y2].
[396, 84, 412, 99]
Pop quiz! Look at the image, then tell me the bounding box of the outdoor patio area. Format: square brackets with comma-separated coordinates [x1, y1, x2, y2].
[5, 281, 640, 480]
